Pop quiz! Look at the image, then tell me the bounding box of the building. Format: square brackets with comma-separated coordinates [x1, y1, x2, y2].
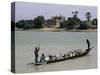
[45, 15, 65, 28]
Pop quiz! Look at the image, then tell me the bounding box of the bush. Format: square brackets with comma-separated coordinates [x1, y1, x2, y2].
[67, 18, 77, 29]
[78, 21, 89, 29]
[92, 18, 97, 25]
[16, 20, 34, 29]
[16, 20, 25, 28]
[60, 21, 68, 28]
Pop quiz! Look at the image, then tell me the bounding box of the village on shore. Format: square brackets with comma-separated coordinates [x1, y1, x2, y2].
[13, 11, 97, 32]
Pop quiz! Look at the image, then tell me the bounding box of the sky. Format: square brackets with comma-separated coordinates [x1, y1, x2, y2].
[12, 2, 97, 22]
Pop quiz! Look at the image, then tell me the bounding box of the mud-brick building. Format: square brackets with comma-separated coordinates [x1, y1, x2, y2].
[45, 15, 65, 28]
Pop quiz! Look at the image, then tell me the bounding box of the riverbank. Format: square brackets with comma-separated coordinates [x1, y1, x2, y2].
[15, 27, 97, 32]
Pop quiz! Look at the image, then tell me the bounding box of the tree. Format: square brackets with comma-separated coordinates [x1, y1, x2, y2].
[67, 17, 77, 29]
[85, 12, 91, 22]
[16, 20, 34, 29]
[72, 11, 81, 25]
[60, 21, 68, 28]
[91, 18, 97, 29]
[92, 18, 97, 25]
[78, 21, 89, 29]
[33, 16, 45, 28]
[16, 20, 25, 28]
[66, 11, 80, 29]
[72, 11, 78, 19]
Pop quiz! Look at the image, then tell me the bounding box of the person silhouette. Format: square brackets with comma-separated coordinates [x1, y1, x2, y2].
[40, 53, 45, 62]
[86, 39, 90, 49]
[34, 42, 40, 63]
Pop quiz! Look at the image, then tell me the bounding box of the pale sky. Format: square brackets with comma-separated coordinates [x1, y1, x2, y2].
[11, 2, 97, 22]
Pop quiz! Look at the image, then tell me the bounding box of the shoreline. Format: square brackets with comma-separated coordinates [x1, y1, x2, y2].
[15, 27, 97, 32]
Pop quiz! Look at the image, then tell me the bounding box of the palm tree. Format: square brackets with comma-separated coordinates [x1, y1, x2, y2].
[72, 11, 80, 24]
[72, 11, 78, 18]
[85, 12, 91, 22]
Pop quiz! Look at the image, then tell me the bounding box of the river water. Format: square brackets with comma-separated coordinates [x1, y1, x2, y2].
[15, 31, 97, 73]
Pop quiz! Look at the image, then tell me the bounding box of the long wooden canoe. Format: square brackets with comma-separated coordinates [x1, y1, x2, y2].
[34, 47, 93, 65]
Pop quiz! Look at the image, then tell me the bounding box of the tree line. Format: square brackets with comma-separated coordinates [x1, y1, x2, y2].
[14, 11, 97, 29]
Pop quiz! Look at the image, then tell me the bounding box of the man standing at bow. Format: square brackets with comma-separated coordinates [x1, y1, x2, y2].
[34, 42, 40, 63]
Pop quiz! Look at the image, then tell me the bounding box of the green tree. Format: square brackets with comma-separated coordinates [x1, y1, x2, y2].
[72, 11, 78, 19]
[16, 20, 34, 29]
[78, 21, 89, 29]
[66, 11, 81, 29]
[72, 11, 81, 23]
[85, 12, 91, 22]
[16, 20, 25, 28]
[60, 21, 68, 28]
[92, 18, 97, 25]
[91, 18, 97, 29]
[67, 17, 77, 29]
[33, 16, 45, 28]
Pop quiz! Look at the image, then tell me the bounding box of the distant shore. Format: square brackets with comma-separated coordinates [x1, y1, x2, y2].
[15, 27, 97, 32]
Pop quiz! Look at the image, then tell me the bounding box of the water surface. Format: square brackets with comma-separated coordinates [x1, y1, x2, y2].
[15, 31, 97, 73]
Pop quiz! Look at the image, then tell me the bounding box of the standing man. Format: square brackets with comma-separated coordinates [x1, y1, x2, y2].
[34, 42, 40, 63]
[86, 39, 90, 49]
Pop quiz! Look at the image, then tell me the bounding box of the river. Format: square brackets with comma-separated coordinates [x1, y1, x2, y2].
[15, 31, 97, 73]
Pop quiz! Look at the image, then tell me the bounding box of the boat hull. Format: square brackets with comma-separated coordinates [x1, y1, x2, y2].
[35, 47, 93, 65]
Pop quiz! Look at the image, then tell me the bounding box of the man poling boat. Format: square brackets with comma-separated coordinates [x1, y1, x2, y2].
[34, 41, 40, 63]
[86, 39, 90, 49]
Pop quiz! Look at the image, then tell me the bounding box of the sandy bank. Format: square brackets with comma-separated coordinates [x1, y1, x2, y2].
[15, 27, 97, 32]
